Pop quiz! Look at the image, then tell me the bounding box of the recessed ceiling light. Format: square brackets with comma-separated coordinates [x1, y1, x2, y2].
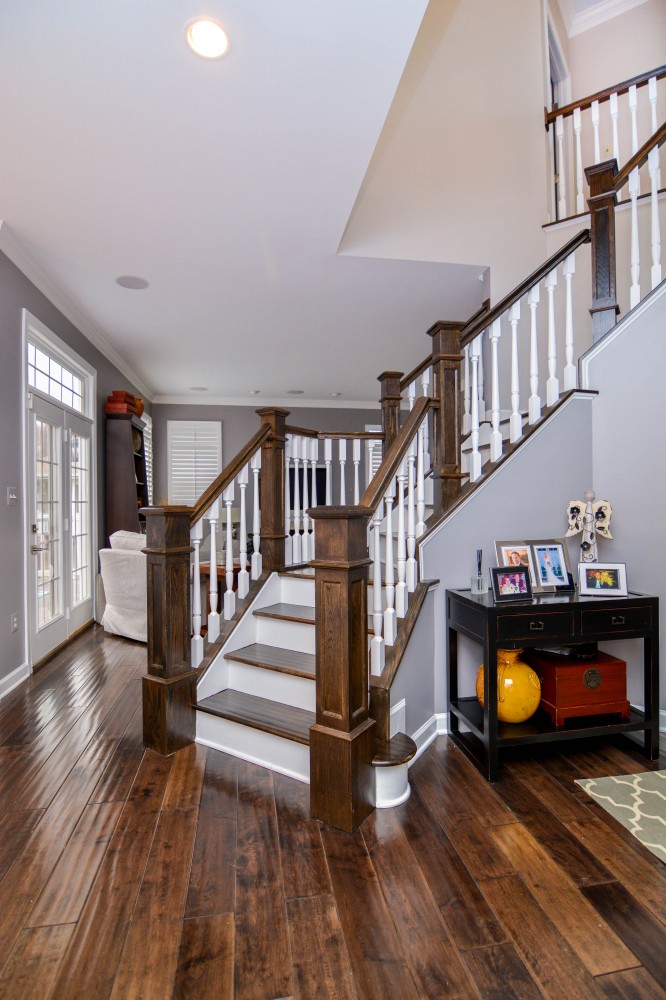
[287, 389, 304, 395]
[116, 275, 149, 290]
[330, 392, 342, 397]
[186, 18, 230, 59]
[190, 386, 208, 392]
[249, 389, 261, 396]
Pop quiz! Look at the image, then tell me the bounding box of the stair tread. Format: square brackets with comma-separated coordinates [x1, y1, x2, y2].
[225, 642, 316, 678]
[372, 732, 417, 767]
[197, 689, 314, 744]
[255, 603, 315, 625]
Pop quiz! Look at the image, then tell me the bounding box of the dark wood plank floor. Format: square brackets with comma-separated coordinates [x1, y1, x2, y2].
[0, 625, 664, 999]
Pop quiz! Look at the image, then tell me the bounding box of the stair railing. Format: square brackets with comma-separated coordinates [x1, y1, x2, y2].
[545, 65, 665, 222]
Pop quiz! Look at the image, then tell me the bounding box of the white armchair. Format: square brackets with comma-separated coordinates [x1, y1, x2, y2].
[98, 531, 147, 642]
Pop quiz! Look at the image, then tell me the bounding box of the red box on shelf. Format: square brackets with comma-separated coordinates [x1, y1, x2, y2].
[523, 649, 630, 727]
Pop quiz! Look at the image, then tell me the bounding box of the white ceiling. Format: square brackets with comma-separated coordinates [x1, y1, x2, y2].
[0, 0, 489, 406]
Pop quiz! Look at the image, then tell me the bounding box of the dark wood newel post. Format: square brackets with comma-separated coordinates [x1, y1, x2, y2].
[427, 321, 464, 513]
[255, 407, 289, 572]
[378, 371, 403, 454]
[142, 506, 196, 755]
[309, 507, 375, 832]
[586, 159, 620, 343]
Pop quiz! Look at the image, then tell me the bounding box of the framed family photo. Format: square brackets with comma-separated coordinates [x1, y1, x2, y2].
[491, 565, 533, 603]
[495, 538, 574, 594]
[578, 562, 628, 597]
[494, 541, 537, 586]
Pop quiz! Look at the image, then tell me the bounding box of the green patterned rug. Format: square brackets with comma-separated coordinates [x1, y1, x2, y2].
[576, 771, 666, 863]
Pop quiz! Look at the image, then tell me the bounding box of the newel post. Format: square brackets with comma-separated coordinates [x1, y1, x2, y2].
[142, 506, 196, 755]
[428, 321, 464, 513]
[586, 159, 620, 343]
[256, 408, 289, 572]
[309, 507, 376, 832]
[378, 371, 404, 453]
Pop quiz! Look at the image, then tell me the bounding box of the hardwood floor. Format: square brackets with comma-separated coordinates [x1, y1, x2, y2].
[0, 625, 664, 999]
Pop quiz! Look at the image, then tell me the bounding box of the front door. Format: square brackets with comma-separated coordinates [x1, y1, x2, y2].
[27, 393, 94, 664]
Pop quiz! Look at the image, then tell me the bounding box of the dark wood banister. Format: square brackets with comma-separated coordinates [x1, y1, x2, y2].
[460, 229, 592, 349]
[614, 120, 666, 189]
[359, 396, 431, 512]
[284, 425, 384, 441]
[188, 425, 272, 526]
[544, 65, 666, 127]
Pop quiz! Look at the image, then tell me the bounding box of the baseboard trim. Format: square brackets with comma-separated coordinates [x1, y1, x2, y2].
[408, 712, 448, 766]
[0, 662, 30, 702]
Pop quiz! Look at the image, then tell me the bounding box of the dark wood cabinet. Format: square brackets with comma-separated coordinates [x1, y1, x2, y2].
[446, 588, 659, 780]
[105, 413, 148, 542]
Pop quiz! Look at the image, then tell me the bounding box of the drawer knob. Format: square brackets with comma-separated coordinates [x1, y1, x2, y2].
[611, 615, 626, 626]
[529, 620, 545, 631]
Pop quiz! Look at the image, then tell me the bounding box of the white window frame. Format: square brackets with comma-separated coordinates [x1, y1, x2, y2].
[167, 420, 222, 506]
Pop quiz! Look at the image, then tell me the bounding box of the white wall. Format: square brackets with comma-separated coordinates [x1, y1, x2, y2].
[581, 280, 666, 719]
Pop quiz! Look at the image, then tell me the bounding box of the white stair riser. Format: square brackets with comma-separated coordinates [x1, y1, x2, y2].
[255, 616, 315, 654]
[279, 575, 315, 606]
[375, 764, 411, 808]
[196, 713, 310, 783]
[227, 660, 315, 711]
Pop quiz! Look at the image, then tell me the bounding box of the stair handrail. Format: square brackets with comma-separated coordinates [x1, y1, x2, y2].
[360, 396, 430, 512]
[189, 424, 271, 525]
[613, 119, 666, 190]
[544, 64, 666, 127]
[460, 228, 591, 349]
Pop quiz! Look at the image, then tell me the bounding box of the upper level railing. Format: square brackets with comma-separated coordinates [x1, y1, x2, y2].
[545, 65, 665, 222]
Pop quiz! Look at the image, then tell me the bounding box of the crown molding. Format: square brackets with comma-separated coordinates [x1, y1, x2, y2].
[151, 394, 381, 409]
[558, 0, 649, 37]
[0, 221, 154, 402]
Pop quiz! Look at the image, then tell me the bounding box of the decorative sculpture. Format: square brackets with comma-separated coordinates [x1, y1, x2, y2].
[565, 489, 612, 562]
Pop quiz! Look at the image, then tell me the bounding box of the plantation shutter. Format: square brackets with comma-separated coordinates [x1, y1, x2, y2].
[167, 421, 222, 505]
[142, 413, 154, 505]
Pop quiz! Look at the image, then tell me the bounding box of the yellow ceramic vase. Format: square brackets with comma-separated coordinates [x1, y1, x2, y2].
[476, 648, 541, 723]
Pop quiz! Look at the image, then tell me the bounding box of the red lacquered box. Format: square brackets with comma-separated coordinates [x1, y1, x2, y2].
[524, 650, 630, 727]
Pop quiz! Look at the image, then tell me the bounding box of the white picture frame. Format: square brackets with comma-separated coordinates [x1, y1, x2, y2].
[578, 562, 628, 597]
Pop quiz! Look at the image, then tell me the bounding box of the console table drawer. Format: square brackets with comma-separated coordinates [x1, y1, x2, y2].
[496, 610, 576, 642]
[581, 606, 652, 636]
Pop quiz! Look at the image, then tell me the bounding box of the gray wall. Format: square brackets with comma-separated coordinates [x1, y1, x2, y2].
[152, 403, 381, 505]
[0, 250, 147, 681]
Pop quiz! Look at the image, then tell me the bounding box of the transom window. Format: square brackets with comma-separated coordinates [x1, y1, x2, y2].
[28, 343, 84, 412]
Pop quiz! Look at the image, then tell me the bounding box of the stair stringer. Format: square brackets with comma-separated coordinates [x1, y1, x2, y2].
[417, 391, 596, 733]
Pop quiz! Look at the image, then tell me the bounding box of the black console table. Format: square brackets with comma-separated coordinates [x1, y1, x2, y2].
[446, 589, 659, 780]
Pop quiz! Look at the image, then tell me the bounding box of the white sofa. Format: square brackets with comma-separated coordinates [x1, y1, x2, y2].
[98, 531, 147, 642]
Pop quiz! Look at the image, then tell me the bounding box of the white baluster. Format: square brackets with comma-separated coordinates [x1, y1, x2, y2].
[338, 439, 346, 505]
[284, 435, 292, 566]
[629, 84, 640, 196]
[223, 483, 235, 620]
[250, 452, 262, 578]
[573, 107, 584, 214]
[309, 438, 318, 558]
[469, 337, 482, 482]
[462, 345, 471, 435]
[324, 437, 332, 505]
[421, 367, 431, 468]
[509, 302, 522, 443]
[527, 284, 541, 424]
[353, 439, 361, 504]
[383, 479, 397, 646]
[292, 436, 302, 564]
[609, 92, 619, 165]
[370, 509, 385, 676]
[395, 458, 407, 618]
[591, 100, 601, 163]
[407, 380, 416, 411]
[301, 436, 310, 562]
[555, 114, 566, 219]
[237, 464, 250, 599]
[406, 437, 417, 591]
[545, 268, 559, 406]
[563, 252, 577, 390]
[649, 145, 662, 290]
[206, 500, 220, 643]
[648, 76, 661, 188]
[191, 520, 204, 667]
[489, 320, 502, 462]
[629, 165, 641, 308]
[416, 418, 426, 537]
[477, 341, 485, 421]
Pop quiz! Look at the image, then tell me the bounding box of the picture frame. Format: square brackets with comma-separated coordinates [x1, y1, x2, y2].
[494, 541, 537, 587]
[578, 562, 628, 597]
[530, 539, 573, 593]
[491, 565, 533, 602]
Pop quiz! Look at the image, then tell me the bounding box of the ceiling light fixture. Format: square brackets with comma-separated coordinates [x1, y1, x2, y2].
[287, 389, 304, 395]
[330, 392, 342, 397]
[186, 18, 230, 59]
[190, 386, 208, 392]
[116, 275, 149, 290]
[249, 389, 261, 396]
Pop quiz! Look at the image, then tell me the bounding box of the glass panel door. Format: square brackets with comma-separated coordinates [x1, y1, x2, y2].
[67, 411, 93, 633]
